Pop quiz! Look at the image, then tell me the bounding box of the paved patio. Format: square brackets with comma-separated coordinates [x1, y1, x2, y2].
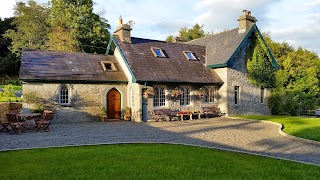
[0, 117, 319, 166]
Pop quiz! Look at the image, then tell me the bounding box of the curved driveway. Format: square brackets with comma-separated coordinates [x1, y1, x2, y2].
[0, 117, 319, 166]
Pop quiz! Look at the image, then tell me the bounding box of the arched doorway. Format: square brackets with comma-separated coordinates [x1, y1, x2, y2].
[107, 88, 121, 119]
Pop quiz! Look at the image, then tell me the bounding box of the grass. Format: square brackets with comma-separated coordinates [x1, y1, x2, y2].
[238, 115, 320, 142]
[0, 85, 22, 102]
[0, 144, 319, 179]
[0, 96, 22, 102]
[0, 85, 22, 91]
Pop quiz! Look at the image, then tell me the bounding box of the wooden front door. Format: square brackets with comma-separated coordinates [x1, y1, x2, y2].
[107, 89, 121, 119]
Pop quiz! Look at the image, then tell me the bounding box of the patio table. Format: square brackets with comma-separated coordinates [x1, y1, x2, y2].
[16, 113, 41, 128]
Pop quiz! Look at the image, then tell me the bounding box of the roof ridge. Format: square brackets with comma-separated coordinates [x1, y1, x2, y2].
[22, 49, 108, 57]
[187, 27, 238, 43]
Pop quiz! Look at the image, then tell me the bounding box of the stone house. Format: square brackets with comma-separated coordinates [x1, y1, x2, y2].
[19, 10, 277, 123]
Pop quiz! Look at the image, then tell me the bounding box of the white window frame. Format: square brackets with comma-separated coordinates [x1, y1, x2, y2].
[129, 86, 134, 107]
[183, 51, 197, 60]
[234, 86, 240, 105]
[153, 86, 166, 107]
[101, 61, 117, 71]
[180, 87, 191, 106]
[203, 87, 217, 103]
[59, 85, 71, 105]
[150, 47, 166, 58]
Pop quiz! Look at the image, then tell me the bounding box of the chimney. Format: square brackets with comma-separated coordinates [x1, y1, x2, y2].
[172, 35, 186, 43]
[113, 16, 132, 43]
[237, 10, 257, 33]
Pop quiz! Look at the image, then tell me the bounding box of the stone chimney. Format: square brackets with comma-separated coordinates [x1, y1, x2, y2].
[237, 10, 257, 33]
[172, 35, 185, 43]
[113, 16, 132, 43]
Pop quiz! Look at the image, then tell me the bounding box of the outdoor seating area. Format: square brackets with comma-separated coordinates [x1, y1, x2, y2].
[0, 103, 55, 134]
[152, 106, 224, 122]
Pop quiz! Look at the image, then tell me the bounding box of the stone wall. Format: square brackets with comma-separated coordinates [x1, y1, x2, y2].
[219, 39, 271, 116]
[0, 102, 22, 121]
[22, 82, 128, 123]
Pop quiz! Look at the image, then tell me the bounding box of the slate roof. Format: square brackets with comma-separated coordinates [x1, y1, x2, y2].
[19, 50, 128, 83]
[113, 36, 223, 84]
[186, 24, 254, 66]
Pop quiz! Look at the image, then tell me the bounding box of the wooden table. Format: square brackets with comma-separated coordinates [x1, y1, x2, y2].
[16, 113, 41, 128]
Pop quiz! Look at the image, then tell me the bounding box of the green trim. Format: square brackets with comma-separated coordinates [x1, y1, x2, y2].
[20, 79, 128, 84]
[105, 38, 112, 55]
[136, 80, 223, 85]
[226, 24, 256, 68]
[207, 63, 227, 69]
[111, 36, 137, 83]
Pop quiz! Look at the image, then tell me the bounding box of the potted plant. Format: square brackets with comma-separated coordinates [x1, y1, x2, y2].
[123, 107, 131, 121]
[169, 88, 182, 98]
[100, 106, 108, 122]
[194, 88, 207, 99]
[142, 86, 155, 99]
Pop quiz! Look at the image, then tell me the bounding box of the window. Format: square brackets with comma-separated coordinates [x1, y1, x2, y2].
[183, 51, 197, 60]
[153, 87, 166, 107]
[59, 85, 70, 105]
[151, 47, 166, 58]
[234, 86, 239, 105]
[101, 61, 116, 71]
[129, 87, 134, 107]
[260, 88, 265, 104]
[180, 87, 191, 106]
[203, 87, 216, 103]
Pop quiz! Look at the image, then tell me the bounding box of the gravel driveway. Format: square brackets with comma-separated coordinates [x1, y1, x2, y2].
[1, 117, 319, 166]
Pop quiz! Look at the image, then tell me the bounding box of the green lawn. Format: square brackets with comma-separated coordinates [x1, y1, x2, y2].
[0, 85, 22, 102]
[0, 144, 319, 179]
[238, 115, 320, 142]
[0, 96, 22, 102]
[0, 85, 22, 91]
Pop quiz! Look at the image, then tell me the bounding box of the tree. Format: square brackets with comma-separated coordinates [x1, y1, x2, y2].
[47, 0, 110, 53]
[166, 23, 205, 42]
[0, 17, 19, 76]
[3, 0, 50, 55]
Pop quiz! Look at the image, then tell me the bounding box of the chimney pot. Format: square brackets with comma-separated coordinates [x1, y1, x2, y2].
[114, 16, 132, 43]
[119, 16, 123, 25]
[243, 10, 247, 16]
[238, 10, 256, 33]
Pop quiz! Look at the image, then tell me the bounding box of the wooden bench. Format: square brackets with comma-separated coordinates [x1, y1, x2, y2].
[153, 109, 180, 121]
[202, 106, 225, 118]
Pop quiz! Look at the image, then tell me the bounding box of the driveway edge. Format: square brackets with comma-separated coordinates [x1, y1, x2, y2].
[229, 117, 320, 145]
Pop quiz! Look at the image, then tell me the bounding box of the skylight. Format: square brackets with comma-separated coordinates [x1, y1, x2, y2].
[183, 51, 197, 60]
[151, 47, 166, 58]
[101, 61, 116, 71]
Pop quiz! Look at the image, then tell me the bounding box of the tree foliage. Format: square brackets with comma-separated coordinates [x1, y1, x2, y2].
[0, 17, 19, 75]
[47, 0, 110, 53]
[264, 34, 320, 115]
[3, 0, 50, 55]
[166, 23, 206, 42]
[246, 32, 276, 88]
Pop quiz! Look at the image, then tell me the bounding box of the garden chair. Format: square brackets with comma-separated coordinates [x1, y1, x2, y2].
[6, 113, 25, 134]
[35, 112, 55, 132]
[0, 117, 10, 132]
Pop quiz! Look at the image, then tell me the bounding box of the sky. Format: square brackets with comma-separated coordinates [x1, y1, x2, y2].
[1, 0, 319, 55]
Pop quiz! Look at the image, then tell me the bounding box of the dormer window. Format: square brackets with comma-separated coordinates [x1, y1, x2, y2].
[183, 51, 197, 60]
[151, 47, 166, 58]
[101, 61, 116, 71]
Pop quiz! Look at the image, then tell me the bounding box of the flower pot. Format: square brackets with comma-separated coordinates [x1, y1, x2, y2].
[101, 115, 108, 122]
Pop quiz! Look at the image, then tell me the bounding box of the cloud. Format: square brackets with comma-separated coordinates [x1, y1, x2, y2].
[194, 0, 281, 32]
[0, 0, 16, 19]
